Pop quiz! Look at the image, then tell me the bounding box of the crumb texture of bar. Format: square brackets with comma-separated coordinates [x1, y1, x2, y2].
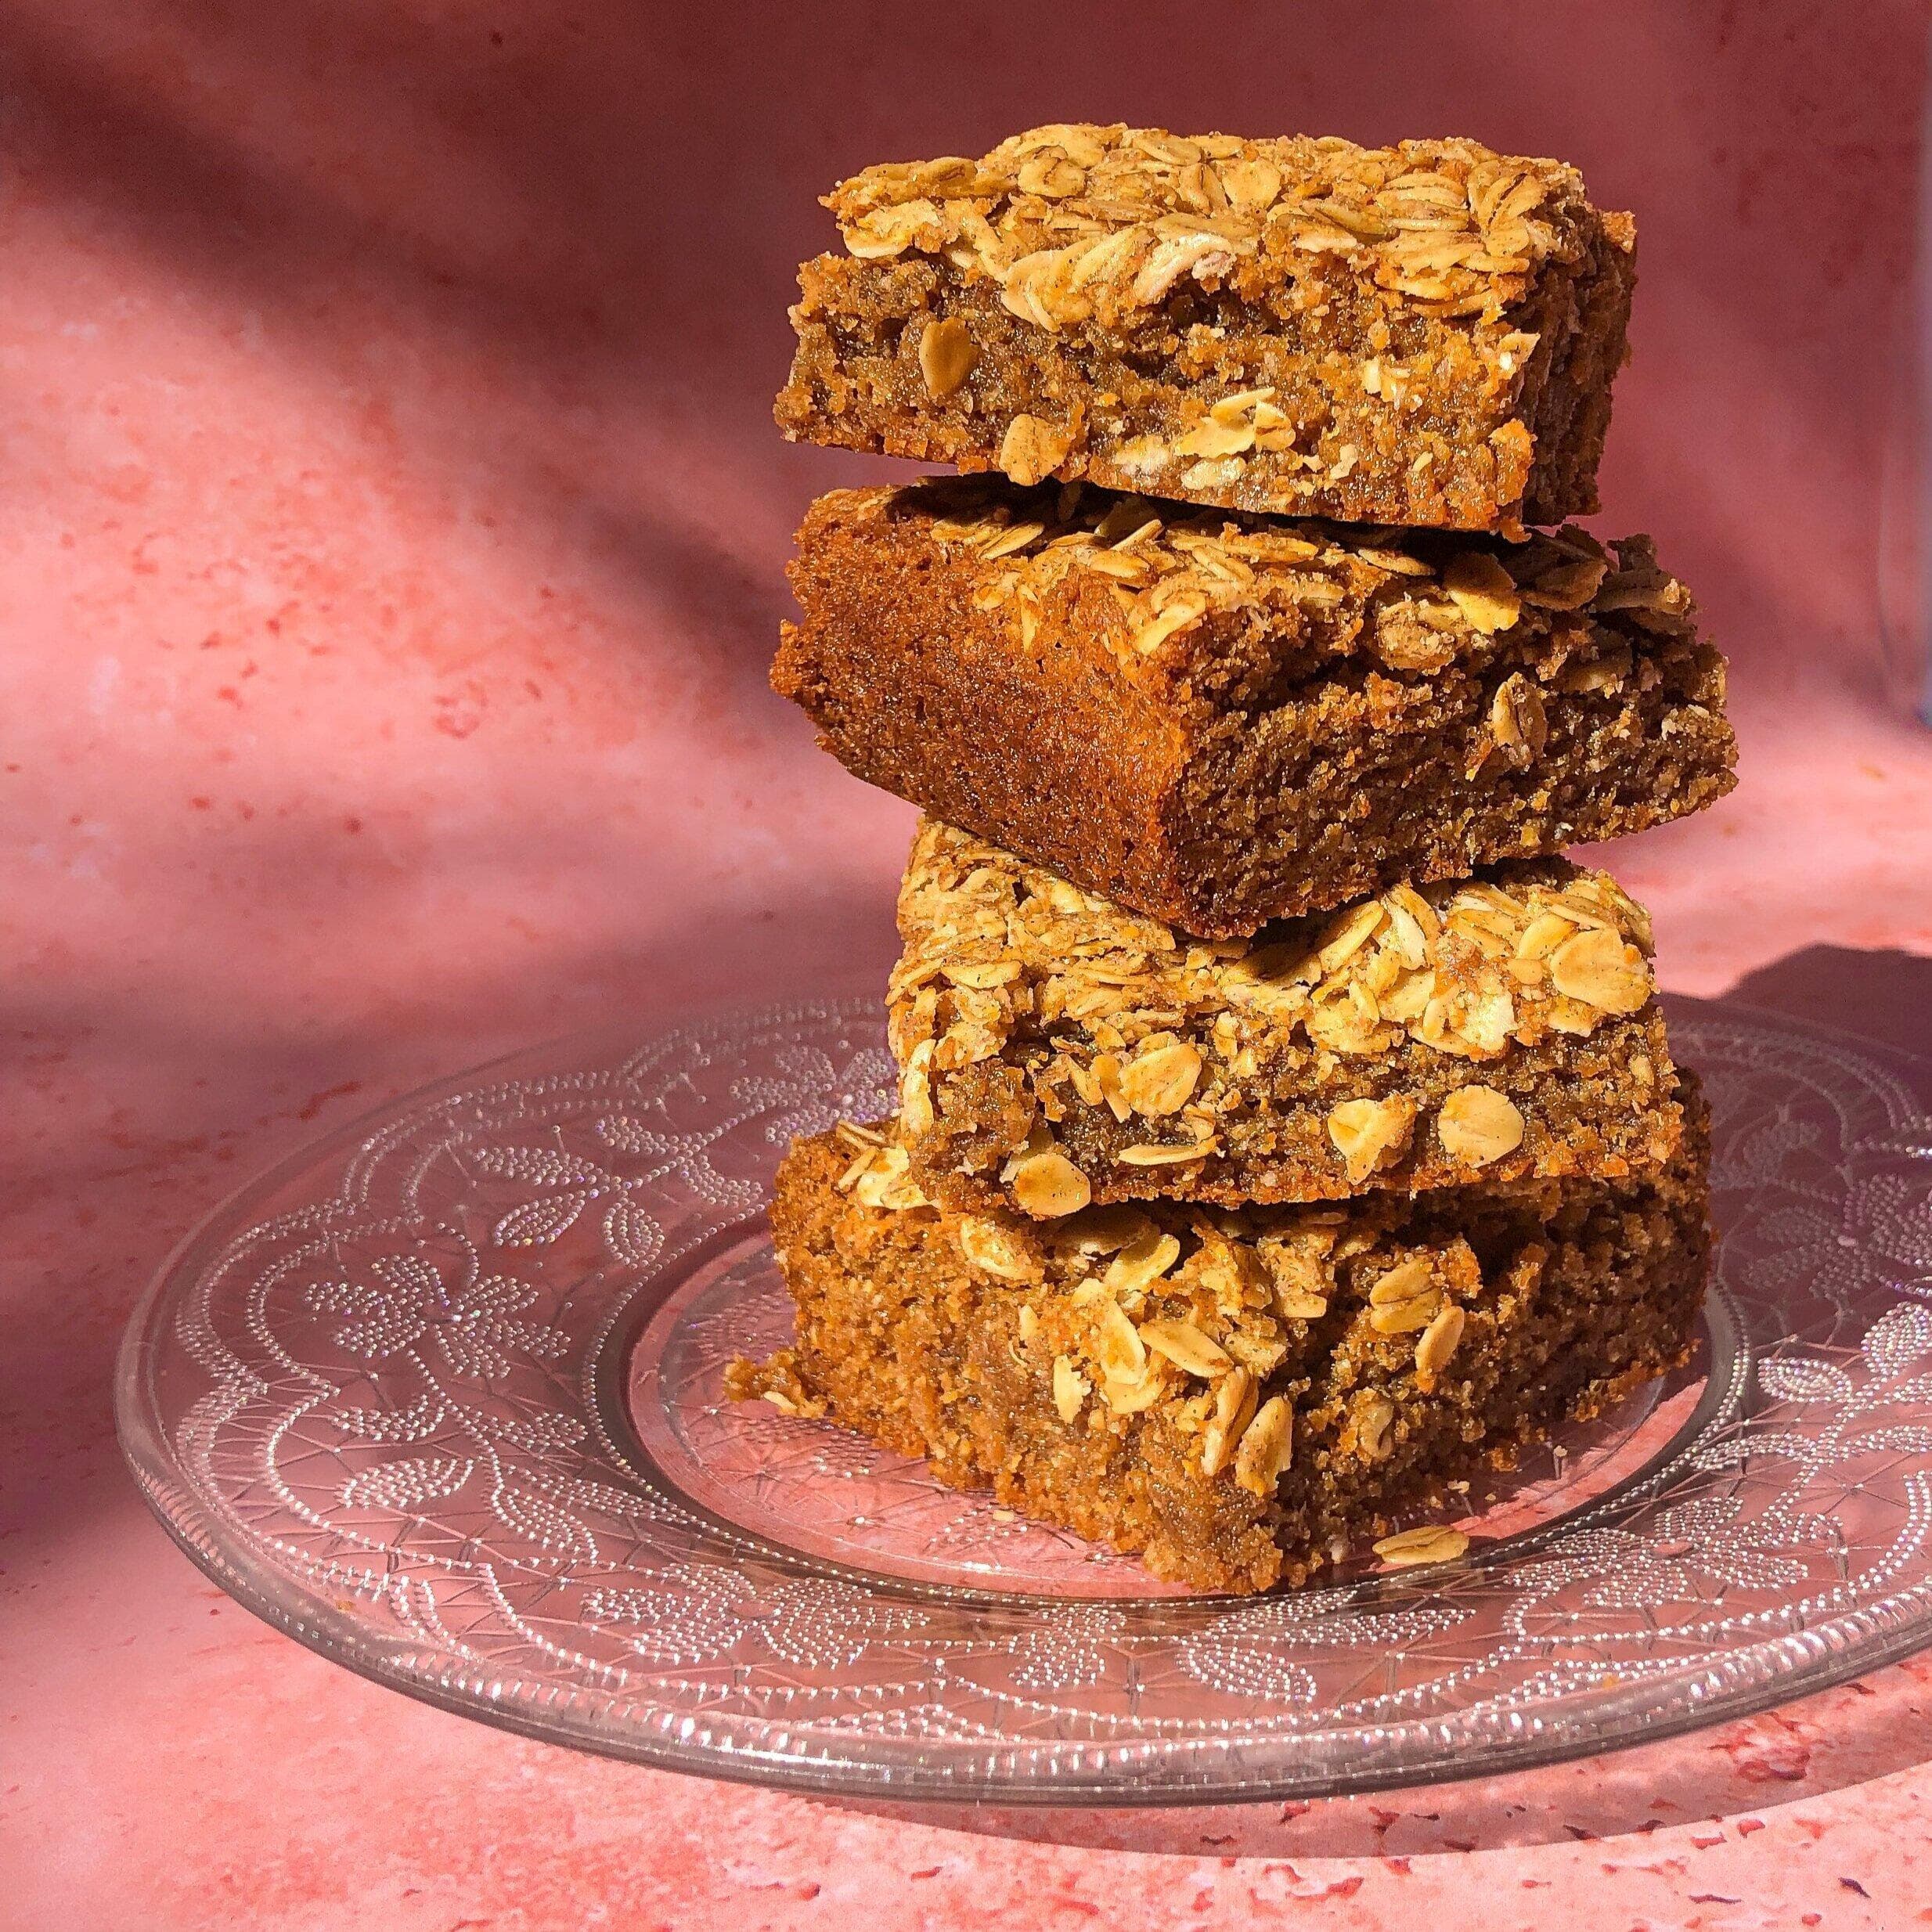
[889, 820, 1682, 1217]
[730, 1096, 1711, 1594]
[775, 124, 1636, 529]
[776, 478, 1737, 935]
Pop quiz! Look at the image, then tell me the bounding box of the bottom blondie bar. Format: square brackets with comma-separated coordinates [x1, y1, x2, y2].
[730, 1082, 1710, 1594]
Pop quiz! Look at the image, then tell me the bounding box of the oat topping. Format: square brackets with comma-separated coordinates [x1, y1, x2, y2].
[824, 1116, 1506, 1501]
[1548, 925, 1652, 1012]
[827, 124, 1617, 328]
[1141, 1317, 1233, 1378]
[845, 1139, 931, 1212]
[1234, 1395, 1294, 1496]
[997, 413, 1076, 488]
[1436, 1084, 1527, 1166]
[881, 475, 1693, 683]
[1009, 1146, 1092, 1217]
[1357, 1394, 1397, 1461]
[1367, 1254, 1442, 1334]
[1200, 1368, 1257, 1478]
[889, 822, 1658, 1184]
[1488, 672, 1548, 764]
[1118, 1136, 1220, 1167]
[743, 1116, 1713, 1592]
[1052, 1353, 1089, 1422]
[1415, 1304, 1467, 1382]
[917, 315, 979, 398]
[1117, 1036, 1205, 1116]
[1443, 551, 1523, 633]
[958, 1214, 1039, 1282]
[1372, 1524, 1472, 1567]
[1327, 1096, 1418, 1186]
[849, 473, 1707, 699]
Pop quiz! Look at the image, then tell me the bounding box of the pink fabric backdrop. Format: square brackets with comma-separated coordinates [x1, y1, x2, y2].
[4, 4, 1931, 1927]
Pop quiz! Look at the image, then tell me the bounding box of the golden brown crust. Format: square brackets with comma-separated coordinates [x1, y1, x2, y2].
[776, 124, 1636, 528]
[775, 478, 1737, 935]
[732, 1087, 1712, 1594]
[890, 820, 1681, 1215]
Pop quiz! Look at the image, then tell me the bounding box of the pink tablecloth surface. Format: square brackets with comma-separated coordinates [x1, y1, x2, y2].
[5, 5, 1932, 1927]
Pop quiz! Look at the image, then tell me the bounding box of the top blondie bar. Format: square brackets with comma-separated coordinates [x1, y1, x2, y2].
[777, 124, 1635, 531]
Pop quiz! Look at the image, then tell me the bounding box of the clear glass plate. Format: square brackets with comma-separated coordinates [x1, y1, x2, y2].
[115, 997, 1932, 1804]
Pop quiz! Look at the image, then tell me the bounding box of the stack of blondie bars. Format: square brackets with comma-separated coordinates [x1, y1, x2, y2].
[730, 125, 1738, 1593]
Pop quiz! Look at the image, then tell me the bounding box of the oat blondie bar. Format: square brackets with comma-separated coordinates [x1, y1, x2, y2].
[776, 124, 1635, 530]
[777, 478, 1736, 936]
[889, 822, 1682, 1217]
[730, 1090, 1710, 1593]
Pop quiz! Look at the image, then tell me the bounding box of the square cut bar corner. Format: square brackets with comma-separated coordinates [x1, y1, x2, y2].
[729, 1088, 1710, 1595]
[775, 124, 1637, 532]
[776, 476, 1735, 937]
[886, 820, 1685, 1224]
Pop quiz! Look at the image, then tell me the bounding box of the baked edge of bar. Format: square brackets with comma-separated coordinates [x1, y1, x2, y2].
[732, 1097, 1711, 1593]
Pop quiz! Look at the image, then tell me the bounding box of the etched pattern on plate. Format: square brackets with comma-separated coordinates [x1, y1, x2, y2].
[117, 1000, 1932, 1801]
